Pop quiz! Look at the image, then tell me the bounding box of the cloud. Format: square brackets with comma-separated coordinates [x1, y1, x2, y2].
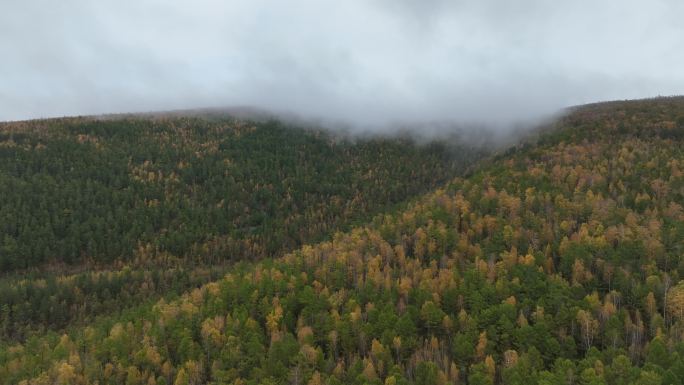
[1, 0, 683, 130]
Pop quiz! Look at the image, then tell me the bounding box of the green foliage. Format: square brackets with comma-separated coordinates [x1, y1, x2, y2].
[1, 98, 684, 384]
[0, 116, 476, 271]
[0, 115, 479, 342]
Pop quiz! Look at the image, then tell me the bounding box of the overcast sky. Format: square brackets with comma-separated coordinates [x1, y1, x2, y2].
[1, 0, 684, 129]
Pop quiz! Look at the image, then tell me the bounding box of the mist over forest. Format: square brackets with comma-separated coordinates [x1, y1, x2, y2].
[2, 2, 684, 385]
[2, 0, 684, 132]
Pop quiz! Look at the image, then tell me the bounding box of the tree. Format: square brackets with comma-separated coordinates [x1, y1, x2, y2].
[362, 361, 378, 382]
[469, 363, 494, 385]
[632, 371, 662, 385]
[56, 362, 77, 385]
[414, 362, 439, 385]
[420, 302, 445, 335]
[578, 368, 606, 385]
[667, 282, 684, 322]
[577, 310, 598, 350]
[173, 369, 188, 385]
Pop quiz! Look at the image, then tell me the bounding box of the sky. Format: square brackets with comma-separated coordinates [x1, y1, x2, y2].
[1, 0, 684, 130]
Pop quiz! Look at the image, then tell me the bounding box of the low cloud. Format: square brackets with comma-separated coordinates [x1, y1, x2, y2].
[1, 0, 683, 131]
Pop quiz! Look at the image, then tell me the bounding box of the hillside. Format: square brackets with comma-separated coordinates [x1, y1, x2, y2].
[0, 115, 482, 342]
[2, 98, 684, 385]
[0, 116, 477, 271]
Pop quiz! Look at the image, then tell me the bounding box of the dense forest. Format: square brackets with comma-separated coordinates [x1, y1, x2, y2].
[1, 98, 684, 385]
[0, 115, 482, 342]
[0, 116, 478, 271]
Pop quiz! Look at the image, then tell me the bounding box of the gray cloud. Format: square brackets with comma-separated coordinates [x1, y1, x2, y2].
[1, 0, 683, 130]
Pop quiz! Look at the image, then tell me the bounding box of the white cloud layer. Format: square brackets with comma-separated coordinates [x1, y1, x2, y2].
[1, 0, 684, 129]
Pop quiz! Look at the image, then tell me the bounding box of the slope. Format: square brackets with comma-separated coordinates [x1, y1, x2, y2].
[2, 97, 684, 384]
[0, 115, 478, 271]
[0, 115, 483, 342]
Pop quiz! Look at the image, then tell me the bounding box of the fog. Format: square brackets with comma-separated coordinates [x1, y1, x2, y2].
[1, 0, 684, 131]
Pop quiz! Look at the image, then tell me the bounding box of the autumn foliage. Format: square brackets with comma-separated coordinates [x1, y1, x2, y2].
[1, 98, 684, 384]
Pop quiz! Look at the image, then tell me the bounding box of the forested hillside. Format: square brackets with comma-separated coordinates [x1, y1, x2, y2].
[0, 116, 476, 271]
[1, 98, 684, 385]
[0, 115, 481, 342]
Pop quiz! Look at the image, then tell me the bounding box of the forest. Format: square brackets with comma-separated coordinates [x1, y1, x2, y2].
[0, 116, 479, 271]
[0, 114, 480, 342]
[0, 97, 683, 385]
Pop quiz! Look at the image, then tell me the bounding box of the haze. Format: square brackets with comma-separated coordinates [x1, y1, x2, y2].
[1, 0, 684, 130]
